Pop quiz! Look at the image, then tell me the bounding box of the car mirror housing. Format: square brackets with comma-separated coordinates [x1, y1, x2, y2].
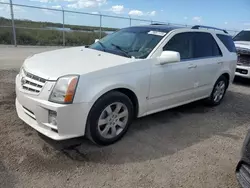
[157, 51, 181, 65]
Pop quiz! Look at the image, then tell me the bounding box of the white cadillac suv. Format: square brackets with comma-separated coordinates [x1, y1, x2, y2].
[233, 29, 250, 78]
[15, 25, 237, 145]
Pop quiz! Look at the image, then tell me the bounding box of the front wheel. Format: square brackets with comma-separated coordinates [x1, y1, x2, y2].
[86, 91, 134, 146]
[205, 75, 228, 106]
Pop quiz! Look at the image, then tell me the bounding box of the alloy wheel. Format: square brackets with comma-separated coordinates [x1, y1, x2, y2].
[97, 102, 129, 139]
[213, 80, 226, 103]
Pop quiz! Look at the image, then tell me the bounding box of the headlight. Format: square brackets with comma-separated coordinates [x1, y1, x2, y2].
[49, 75, 79, 104]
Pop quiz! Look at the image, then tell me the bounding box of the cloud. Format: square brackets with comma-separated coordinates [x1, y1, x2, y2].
[244, 23, 250, 26]
[67, 4, 77, 8]
[41, 5, 56, 15]
[52, 5, 62, 9]
[30, 0, 50, 2]
[148, 10, 156, 16]
[42, 10, 55, 15]
[30, 0, 70, 2]
[0, 0, 8, 2]
[14, 6, 25, 12]
[184, 16, 188, 20]
[192, 16, 202, 22]
[0, 4, 25, 12]
[0, 5, 8, 11]
[128, 10, 143, 16]
[110, 5, 124, 14]
[128, 9, 156, 17]
[224, 21, 228, 25]
[91, 11, 99, 14]
[67, 0, 107, 8]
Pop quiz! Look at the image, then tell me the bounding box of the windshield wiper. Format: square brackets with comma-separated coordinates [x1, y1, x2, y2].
[111, 43, 131, 58]
[97, 41, 106, 51]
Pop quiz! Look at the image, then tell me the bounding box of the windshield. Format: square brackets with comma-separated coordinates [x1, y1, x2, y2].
[233, 31, 250, 42]
[89, 27, 168, 59]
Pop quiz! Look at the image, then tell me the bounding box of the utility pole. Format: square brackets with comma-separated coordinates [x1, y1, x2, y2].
[10, 0, 17, 47]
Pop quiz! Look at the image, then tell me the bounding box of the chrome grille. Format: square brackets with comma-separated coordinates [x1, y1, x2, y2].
[26, 71, 46, 83]
[237, 55, 250, 66]
[21, 69, 46, 94]
[237, 48, 250, 66]
[237, 48, 250, 56]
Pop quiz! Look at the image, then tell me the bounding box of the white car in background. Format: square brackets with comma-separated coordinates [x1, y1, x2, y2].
[15, 25, 237, 145]
[233, 29, 250, 78]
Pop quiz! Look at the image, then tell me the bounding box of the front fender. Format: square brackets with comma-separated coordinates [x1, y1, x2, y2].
[87, 82, 138, 104]
[74, 69, 150, 117]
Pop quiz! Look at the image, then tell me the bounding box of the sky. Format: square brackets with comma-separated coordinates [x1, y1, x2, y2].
[0, 0, 249, 33]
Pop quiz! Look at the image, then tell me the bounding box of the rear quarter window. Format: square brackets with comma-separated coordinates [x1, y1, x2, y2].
[216, 34, 236, 53]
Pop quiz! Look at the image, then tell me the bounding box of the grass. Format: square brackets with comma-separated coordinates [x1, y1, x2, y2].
[0, 17, 115, 46]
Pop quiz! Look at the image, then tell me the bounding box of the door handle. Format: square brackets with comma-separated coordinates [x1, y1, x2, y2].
[188, 65, 197, 69]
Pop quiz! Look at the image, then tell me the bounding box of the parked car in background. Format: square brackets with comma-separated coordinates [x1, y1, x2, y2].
[234, 29, 250, 78]
[15, 24, 237, 145]
[236, 130, 250, 187]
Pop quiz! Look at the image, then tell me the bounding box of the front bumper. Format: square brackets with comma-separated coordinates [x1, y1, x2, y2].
[236, 162, 250, 188]
[15, 74, 92, 140]
[235, 65, 250, 78]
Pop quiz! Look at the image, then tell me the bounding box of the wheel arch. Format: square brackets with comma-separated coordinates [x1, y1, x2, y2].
[214, 72, 230, 89]
[220, 72, 230, 88]
[113, 88, 139, 118]
[88, 86, 140, 118]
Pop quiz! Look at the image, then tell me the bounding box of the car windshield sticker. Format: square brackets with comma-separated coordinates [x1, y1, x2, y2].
[148, 31, 166, 36]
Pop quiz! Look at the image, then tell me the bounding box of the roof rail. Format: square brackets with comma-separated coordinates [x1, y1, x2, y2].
[192, 25, 228, 34]
[150, 23, 166, 25]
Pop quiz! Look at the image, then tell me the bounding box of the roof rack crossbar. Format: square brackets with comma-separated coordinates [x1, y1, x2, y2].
[192, 25, 228, 34]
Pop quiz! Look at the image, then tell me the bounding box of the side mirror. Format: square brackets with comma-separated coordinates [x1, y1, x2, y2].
[157, 51, 180, 65]
[95, 39, 100, 43]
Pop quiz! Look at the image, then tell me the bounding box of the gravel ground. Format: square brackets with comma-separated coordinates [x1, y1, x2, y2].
[0, 46, 249, 188]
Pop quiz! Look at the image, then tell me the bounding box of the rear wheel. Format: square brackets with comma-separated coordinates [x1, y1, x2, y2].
[205, 75, 228, 106]
[86, 91, 134, 146]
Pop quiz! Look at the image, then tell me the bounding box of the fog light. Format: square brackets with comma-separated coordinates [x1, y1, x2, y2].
[48, 110, 57, 125]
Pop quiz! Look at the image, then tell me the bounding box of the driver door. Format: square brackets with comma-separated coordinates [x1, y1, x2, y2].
[147, 32, 197, 113]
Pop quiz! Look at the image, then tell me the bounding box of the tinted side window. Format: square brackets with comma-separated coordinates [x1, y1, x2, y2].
[163, 32, 194, 60]
[193, 32, 222, 58]
[217, 34, 236, 52]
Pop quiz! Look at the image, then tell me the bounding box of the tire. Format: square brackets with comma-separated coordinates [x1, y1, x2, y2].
[205, 75, 228, 106]
[86, 91, 134, 146]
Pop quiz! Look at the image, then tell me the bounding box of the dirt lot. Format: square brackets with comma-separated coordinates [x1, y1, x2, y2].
[0, 46, 249, 188]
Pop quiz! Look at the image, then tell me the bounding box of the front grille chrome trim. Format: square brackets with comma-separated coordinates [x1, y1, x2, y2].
[21, 69, 47, 94]
[237, 48, 250, 56]
[237, 55, 250, 66]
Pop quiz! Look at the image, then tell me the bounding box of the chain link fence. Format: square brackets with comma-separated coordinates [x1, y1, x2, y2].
[0, 1, 240, 47]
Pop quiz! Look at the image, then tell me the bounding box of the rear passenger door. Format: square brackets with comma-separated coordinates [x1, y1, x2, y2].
[192, 32, 223, 97]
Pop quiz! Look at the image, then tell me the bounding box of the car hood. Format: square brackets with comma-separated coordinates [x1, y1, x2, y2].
[234, 41, 250, 50]
[23, 47, 132, 80]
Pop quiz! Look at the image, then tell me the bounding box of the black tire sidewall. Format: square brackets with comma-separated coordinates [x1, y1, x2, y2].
[87, 91, 134, 146]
